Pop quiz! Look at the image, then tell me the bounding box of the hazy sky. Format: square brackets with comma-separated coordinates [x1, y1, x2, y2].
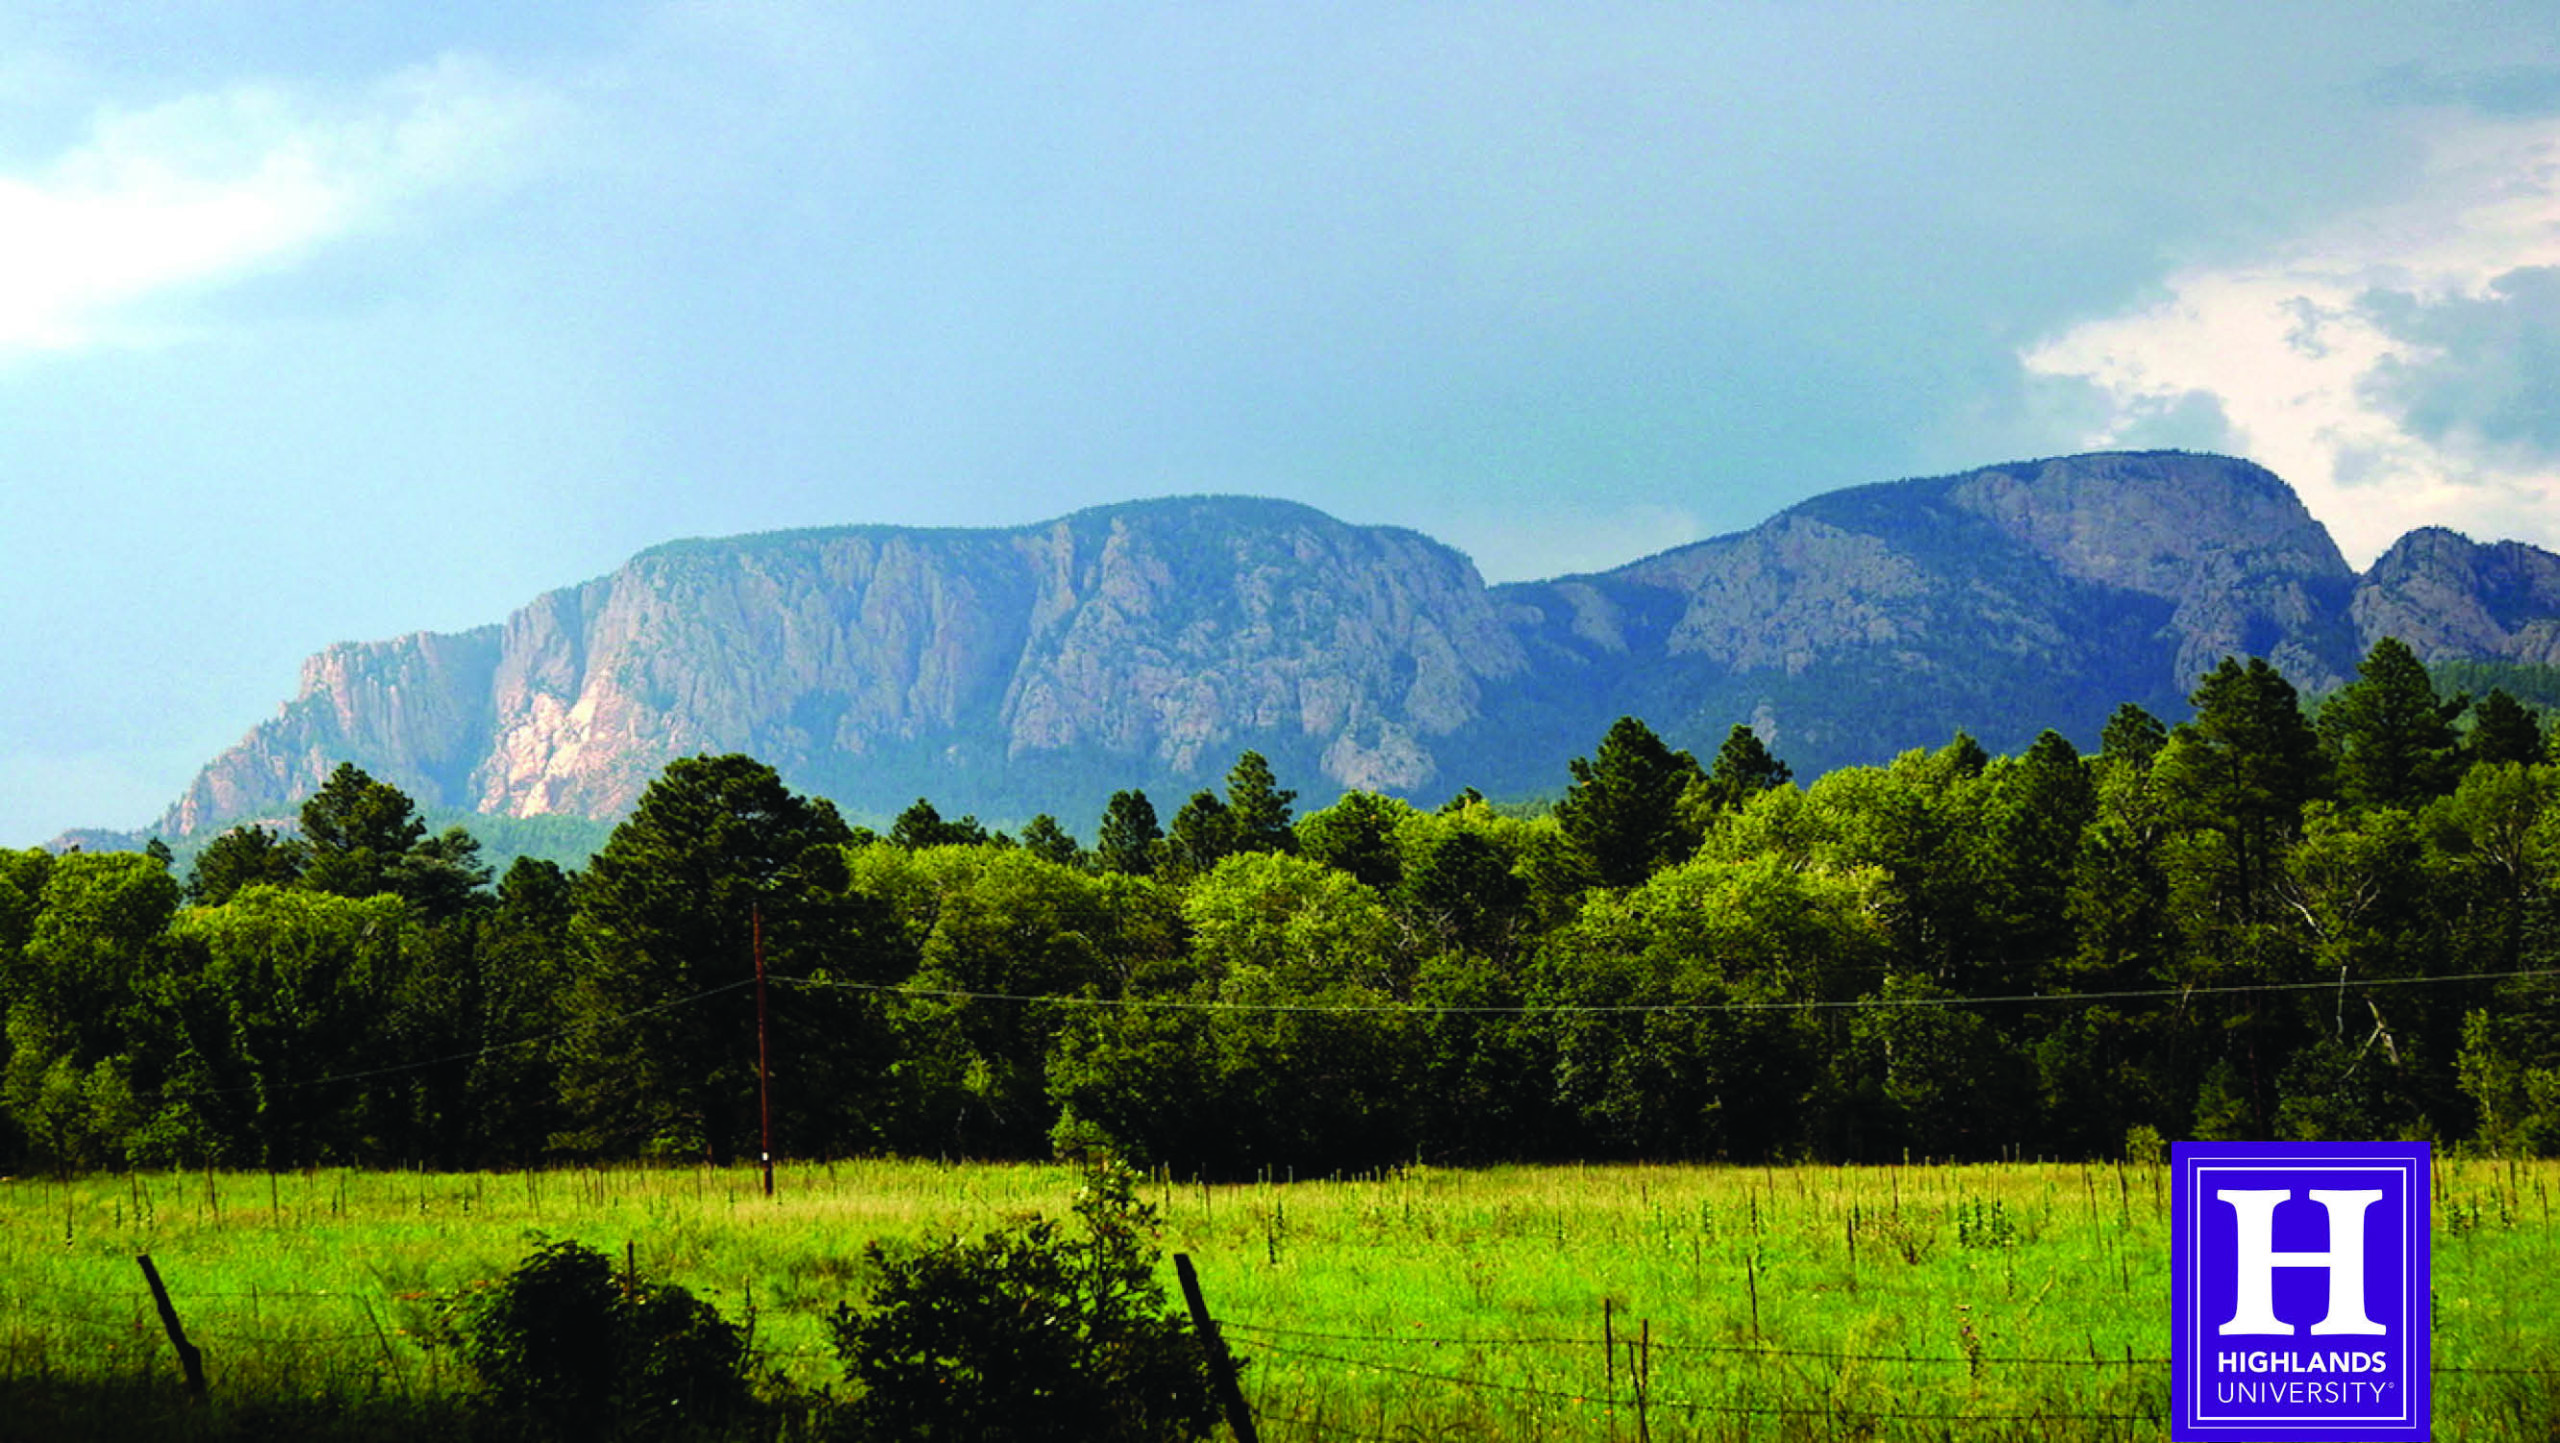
[7, 2, 2560, 844]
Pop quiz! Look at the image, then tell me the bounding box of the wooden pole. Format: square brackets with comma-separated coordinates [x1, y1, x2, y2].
[1604, 1297, 1615, 1396]
[1635, 1317, 1651, 1443]
[1173, 1254, 1259, 1443]
[755, 904, 774, 1199]
[136, 1254, 205, 1398]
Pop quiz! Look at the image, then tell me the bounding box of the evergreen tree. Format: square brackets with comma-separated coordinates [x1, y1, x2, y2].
[1978, 730, 2097, 982]
[2470, 687, 2547, 767]
[186, 824, 307, 906]
[386, 826, 495, 925]
[1699, 724, 1793, 812]
[2099, 702, 2169, 770]
[2156, 656, 2329, 933]
[1164, 792, 1236, 879]
[1094, 790, 1163, 877]
[2320, 636, 2464, 809]
[1556, 716, 1704, 888]
[297, 762, 428, 899]
[890, 798, 991, 850]
[1223, 751, 1298, 854]
[1017, 814, 1084, 869]
[561, 754, 881, 1160]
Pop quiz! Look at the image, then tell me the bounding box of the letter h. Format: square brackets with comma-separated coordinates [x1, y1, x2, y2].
[2216, 1189, 2387, 1336]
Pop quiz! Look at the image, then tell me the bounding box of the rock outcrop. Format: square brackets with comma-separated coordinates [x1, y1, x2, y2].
[145, 454, 2560, 836]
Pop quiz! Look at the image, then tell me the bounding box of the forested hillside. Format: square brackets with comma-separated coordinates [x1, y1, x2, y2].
[7, 637, 2558, 1176]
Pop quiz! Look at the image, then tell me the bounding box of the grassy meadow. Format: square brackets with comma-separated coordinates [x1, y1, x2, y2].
[1, 1157, 2556, 1440]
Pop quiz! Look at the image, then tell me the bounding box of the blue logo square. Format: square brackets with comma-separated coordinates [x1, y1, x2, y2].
[2172, 1141, 2431, 1440]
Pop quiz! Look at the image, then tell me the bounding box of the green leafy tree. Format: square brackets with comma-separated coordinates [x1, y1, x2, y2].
[166, 885, 408, 1167]
[1049, 853, 1414, 1173]
[1529, 854, 1884, 1160]
[2, 852, 179, 1169]
[1555, 716, 1704, 888]
[1293, 791, 1413, 892]
[849, 846, 1172, 1157]
[1094, 790, 1164, 877]
[2321, 636, 2465, 809]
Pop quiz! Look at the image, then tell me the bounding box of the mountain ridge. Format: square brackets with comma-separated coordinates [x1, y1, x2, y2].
[93, 451, 2560, 845]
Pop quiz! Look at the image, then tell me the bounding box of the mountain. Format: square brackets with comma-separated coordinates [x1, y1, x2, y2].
[132, 452, 2560, 841]
[160, 498, 1525, 833]
[1477, 451, 2365, 782]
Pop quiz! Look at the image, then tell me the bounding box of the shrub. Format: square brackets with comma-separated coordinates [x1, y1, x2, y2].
[830, 1160, 1221, 1442]
[444, 1236, 751, 1439]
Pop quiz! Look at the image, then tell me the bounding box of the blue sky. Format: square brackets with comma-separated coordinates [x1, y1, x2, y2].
[6, 2, 2560, 844]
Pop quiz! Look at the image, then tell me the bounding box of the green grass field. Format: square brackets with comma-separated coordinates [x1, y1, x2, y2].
[2, 1157, 2555, 1440]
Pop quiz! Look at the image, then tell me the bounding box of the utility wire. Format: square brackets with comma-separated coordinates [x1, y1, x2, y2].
[150, 978, 756, 1101]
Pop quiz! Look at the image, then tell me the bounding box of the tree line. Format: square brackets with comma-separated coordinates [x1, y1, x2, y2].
[4, 636, 2557, 1175]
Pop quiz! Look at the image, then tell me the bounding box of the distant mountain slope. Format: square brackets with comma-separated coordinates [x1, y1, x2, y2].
[132, 453, 2560, 839]
[161, 497, 1524, 832]
[1479, 452, 2367, 781]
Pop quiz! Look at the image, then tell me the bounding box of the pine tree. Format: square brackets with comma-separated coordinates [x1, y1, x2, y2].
[1223, 751, 1298, 854]
[1164, 792, 1236, 878]
[560, 753, 878, 1160]
[1093, 791, 1163, 876]
[2157, 656, 2328, 910]
[298, 762, 427, 899]
[2319, 636, 2463, 809]
[2099, 702, 2169, 770]
[1699, 724, 1793, 812]
[2469, 687, 2547, 767]
[1017, 815, 1084, 869]
[1556, 716, 1703, 888]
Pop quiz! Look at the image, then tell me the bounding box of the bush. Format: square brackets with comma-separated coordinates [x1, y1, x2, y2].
[830, 1160, 1222, 1442]
[444, 1236, 752, 1440]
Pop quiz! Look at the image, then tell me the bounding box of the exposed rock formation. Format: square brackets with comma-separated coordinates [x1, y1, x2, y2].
[146, 454, 2560, 836]
[2353, 527, 2560, 667]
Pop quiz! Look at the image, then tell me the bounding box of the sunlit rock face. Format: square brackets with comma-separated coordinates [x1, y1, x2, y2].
[153, 453, 2560, 837]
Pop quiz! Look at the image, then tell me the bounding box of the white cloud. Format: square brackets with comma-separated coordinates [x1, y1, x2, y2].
[0, 55, 568, 359]
[2024, 116, 2560, 566]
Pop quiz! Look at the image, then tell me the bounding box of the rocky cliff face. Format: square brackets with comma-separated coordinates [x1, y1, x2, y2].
[150, 455, 2560, 836]
[1479, 452, 2368, 779]
[162, 498, 1525, 831]
[2352, 528, 2560, 667]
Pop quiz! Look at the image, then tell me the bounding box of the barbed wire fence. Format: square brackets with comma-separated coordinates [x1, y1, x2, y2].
[10, 1264, 2555, 1441]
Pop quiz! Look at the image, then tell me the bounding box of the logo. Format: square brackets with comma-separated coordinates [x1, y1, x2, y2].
[2171, 1141, 2431, 1441]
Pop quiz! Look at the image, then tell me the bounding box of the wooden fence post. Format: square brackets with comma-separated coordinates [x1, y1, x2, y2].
[1172, 1254, 1260, 1443]
[136, 1254, 205, 1398]
[1635, 1317, 1652, 1443]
